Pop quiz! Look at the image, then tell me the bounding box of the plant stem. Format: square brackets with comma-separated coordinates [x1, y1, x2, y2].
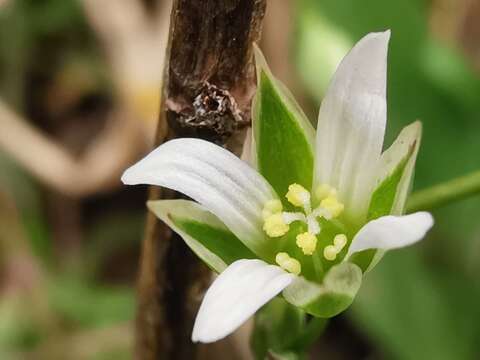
[136, 1, 267, 359]
[407, 170, 480, 213]
[288, 317, 328, 352]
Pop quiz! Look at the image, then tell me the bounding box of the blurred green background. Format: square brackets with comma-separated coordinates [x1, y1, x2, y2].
[0, 0, 479, 358]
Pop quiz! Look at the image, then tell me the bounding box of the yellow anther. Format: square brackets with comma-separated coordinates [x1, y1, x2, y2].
[323, 245, 337, 261]
[296, 232, 317, 255]
[315, 184, 337, 200]
[262, 199, 283, 219]
[286, 183, 310, 208]
[275, 252, 301, 275]
[263, 213, 289, 237]
[320, 195, 344, 218]
[333, 234, 348, 252]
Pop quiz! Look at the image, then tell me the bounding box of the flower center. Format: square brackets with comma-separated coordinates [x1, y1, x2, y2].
[263, 183, 348, 275]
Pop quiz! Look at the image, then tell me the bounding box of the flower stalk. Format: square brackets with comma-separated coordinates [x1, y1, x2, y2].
[407, 169, 480, 212]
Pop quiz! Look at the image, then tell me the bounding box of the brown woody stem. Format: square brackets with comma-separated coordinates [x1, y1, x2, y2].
[135, 1, 267, 359]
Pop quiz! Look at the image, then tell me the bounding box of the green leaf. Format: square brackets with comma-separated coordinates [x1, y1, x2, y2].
[253, 46, 315, 200]
[352, 122, 421, 271]
[147, 200, 256, 273]
[282, 262, 362, 318]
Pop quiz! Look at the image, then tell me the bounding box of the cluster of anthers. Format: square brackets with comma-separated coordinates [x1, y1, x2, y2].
[262, 183, 348, 275]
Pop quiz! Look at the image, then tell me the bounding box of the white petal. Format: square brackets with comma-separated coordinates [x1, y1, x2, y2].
[376, 121, 422, 215]
[121, 138, 277, 258]
[346, 211, 434, 258]
[314, 30, 390, 221]
[192, 259, 295, 343]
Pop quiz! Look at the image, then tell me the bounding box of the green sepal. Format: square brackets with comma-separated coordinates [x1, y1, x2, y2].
[351, 155, 410, 271]
[352, 122, 422, 272]
[367, 153, 411, 220]
[147, 200, 256, 273]
[282, 262, 362, 318]
[253, 45, 315, 202]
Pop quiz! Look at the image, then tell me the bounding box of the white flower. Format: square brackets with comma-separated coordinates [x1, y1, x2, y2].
[122, 30, 434, 343]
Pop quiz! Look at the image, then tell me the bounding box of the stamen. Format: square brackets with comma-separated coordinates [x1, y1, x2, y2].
[296, 232, 317, 255]
[264, 184, 346, 268]
[323, 234, 348, 261]
[262, 199, 283, 219]
[333, 234, 348, 252]
[263, 213, 289, 237]
[286, 183, 311, 211]
[275, 252, 301, 275]
[320, 196, 344, 219]
[315, 184, 337, 200]
[323, 245, 337, 261]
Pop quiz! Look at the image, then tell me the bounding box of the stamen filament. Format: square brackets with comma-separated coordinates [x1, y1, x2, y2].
[312, 252, 324, 278]
[307, 215, 321, 235]
[282, 212, 306, 224]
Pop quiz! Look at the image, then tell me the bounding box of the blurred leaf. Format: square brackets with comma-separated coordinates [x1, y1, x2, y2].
[84, 211, 144, 279]
[0, 296, 42, 351]
[351, 250, 480, 360]
[12, 0, 87, 36]
[295, 10, 352, 98]
[0, 155, 52, 264]
[49, 277, 134, 328]
[93, 349, 132, 360]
